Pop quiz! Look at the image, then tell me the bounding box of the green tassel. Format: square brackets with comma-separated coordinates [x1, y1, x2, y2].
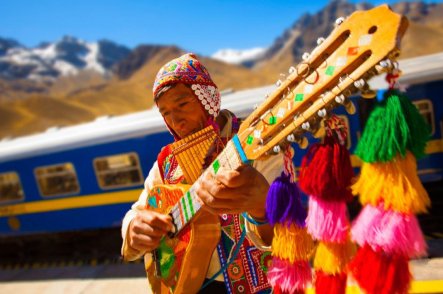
[355, 90, 431, 163]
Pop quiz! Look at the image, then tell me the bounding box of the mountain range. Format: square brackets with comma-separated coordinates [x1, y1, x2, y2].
[1, 0, 443, 139]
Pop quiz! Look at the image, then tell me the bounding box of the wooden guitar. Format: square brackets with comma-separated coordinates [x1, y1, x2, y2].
[144, 5, 408, 293]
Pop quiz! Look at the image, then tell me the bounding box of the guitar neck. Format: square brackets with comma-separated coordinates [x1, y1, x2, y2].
[167, 4, 408, 237]
[169, 135, 249, 236]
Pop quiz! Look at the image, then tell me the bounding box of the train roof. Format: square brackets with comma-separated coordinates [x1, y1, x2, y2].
[1, 52, 443, 163]
[369, 51, 443, 89]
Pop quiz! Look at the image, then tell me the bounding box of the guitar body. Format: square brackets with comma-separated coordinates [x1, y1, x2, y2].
[145, 184, 221, 293]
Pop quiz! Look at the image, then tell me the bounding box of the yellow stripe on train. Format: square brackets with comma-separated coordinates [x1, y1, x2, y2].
[0, 189, 141, 217]
[303, 280, 443, 293]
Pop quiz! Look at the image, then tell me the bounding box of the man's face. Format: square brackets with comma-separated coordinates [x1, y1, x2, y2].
[157, 83, 209, 139]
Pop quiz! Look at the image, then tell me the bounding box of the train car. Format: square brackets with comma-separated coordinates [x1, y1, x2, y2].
[348, 52, 443, 183]
[0, 52, 442, 239]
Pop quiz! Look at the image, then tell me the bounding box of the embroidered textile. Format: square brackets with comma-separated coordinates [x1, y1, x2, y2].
[156, 112, 271, 293]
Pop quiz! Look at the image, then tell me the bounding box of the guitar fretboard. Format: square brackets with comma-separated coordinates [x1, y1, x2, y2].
[169, 135, 249, 235]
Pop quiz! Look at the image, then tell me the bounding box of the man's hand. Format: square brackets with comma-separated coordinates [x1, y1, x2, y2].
[128, 210, 174, 253]
[195, 165, 269, 220]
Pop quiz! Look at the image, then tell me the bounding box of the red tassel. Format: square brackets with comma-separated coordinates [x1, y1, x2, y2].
[349, 244, 411, 294]
[299, 136, 354, 202]
[273, 285, 305, 294]
[315, 270, 347, 294]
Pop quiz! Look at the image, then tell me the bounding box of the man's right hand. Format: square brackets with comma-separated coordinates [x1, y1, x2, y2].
[128, 210, 174, 253]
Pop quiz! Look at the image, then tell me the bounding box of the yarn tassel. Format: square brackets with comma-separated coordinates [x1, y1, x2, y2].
[313, 239, 356, 274]
[269, 217, 313, 293]
[266, 172, 306, 227]
[355, 90, 431, 163]
[299, 135, 354, 202]
[314, 270, 347, 294]
[298, 116, 355, 294]
[267, 258, 312, 294]
[349, 244, 411, 294]
[272, 285, 304, 294]
[272, 223, 314, 262]
[350, 86, 429, 293]
[306, 196, 350, 243]
[351, 204, 427, 258]
[352, 152, 430, 214]
[266, 147, 313, 293]
[312, 239, 354, 294]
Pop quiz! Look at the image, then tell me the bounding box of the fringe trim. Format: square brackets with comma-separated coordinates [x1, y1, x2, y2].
[313, 239, 356, 274]
[352, 152, 430, 214]
[272, 223, 315, 262]
[268, 258, 312, 293]
[306, 196, 350, 243]
[352, 204, 427, 258]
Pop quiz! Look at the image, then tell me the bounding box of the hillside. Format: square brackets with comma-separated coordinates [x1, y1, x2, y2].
[1, 0, 443, 139]
[254, 0, 443, 76]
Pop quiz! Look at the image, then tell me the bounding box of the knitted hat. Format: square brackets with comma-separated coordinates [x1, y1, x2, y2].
[153, 53, 221, 117]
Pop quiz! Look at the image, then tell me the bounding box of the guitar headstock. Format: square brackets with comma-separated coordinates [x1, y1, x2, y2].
[238, 5, 408, 160]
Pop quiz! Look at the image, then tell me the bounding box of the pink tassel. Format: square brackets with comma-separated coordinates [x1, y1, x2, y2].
[306, 196, 349, 243]
[352, 204, 427, 258]
[267, 257, 312, 293]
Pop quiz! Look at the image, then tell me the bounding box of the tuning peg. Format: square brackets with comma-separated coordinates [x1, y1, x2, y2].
[302, 52, 310, 61]
[335, 17, 345, 26]
[317, 37, 325, 45]
[273, 145, 281, 153]
[287, 134, 308, 149]
[335, 94, 346, 104]
[307, 120, 325, 138]
[344, 100, 356, 114]
[275, 80, 283, 87]
[288, 66, 296, 74]
[297, 136, 309, 149]
[335, 93, 356, 114]
[317, 108, 328, 118]
[353, 78, 366, 89]
[301, 119, 325, 138]
[361, 89, 377, 99]
[380, 59, 392, 68]
[287, 134, 296, 142]
[312, 125, 325, 138]
[375, 59, 393, 73]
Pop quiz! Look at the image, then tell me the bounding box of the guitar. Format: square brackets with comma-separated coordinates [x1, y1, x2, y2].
[144, 5, 408, 293]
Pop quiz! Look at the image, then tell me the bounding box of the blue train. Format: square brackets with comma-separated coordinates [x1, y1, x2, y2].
[1, 52, 442, 238]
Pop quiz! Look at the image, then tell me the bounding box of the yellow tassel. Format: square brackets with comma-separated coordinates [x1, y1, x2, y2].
[313, 239, 356, 274]
[352, 152, 430, 214]
[272, 223, 315, 262]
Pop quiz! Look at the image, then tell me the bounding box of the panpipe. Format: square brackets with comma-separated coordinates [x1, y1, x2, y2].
[171, 125, 220, 184]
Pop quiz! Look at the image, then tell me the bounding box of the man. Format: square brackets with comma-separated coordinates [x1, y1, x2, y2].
[121, 53, 282, 293]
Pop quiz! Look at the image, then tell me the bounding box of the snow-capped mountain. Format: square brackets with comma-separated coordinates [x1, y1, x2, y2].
[0, 36, 130, 81]
[211, 47, 266, 67]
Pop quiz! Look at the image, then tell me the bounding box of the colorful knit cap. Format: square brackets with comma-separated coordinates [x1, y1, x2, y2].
[153, 53, 221, 117]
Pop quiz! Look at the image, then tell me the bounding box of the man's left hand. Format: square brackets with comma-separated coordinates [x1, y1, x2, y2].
[195, 165, 269, 220]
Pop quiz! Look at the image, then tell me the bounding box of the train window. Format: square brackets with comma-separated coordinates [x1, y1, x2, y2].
[413, 100, 435, 135]
[337, 115, 352, 149]
[0, 172, 24, 203]
[35, 163, 80, 197]
[93, 153, 143, 190]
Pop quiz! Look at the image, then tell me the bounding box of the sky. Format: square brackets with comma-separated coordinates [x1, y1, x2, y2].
[1, 0, 441, 56]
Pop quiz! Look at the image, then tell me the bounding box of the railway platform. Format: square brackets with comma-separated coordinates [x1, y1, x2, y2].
[0, 243, 442, 294]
